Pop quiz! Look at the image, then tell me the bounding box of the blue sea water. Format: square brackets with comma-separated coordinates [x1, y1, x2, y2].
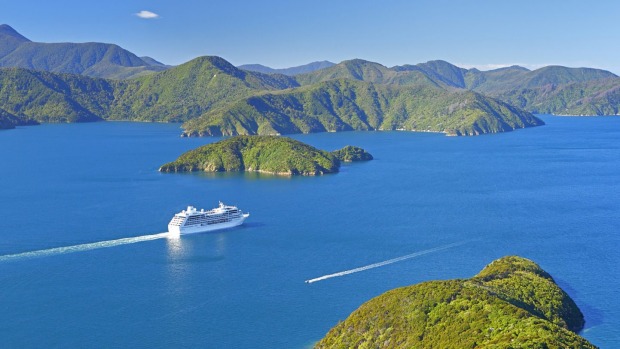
[0, 116, 619, 348]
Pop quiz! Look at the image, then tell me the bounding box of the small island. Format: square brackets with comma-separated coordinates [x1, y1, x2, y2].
[159, 135, 372, 176]
[315, 256, 596, 348]
[331, 145, 373, 162]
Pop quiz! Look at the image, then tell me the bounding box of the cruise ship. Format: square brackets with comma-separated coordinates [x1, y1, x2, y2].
[168, 202, 250, 235]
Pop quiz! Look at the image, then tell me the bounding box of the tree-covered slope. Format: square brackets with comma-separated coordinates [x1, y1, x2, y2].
[0, 56, 299, 124]
[0, 24, 167, 79]
[331, 146, 373, 162]
[111, 56, 299, 122]
[181, 79, 543, 137]
[468, 65, 617, 95]
[394, 60, 469, 88]
[315, 256, 596, 349]
[0, 55, 542, 135]
[418, 63, 620, 115]
[296, 59, 620, 116]
[159, 135, 340, 175]
[2, 23, 618, 124]
[295, 59, 442, 88]
[491, 77, 620, 115]
[390, 60, 616, 93]
[0, 68, 116, 123]
[296, 59, 395, 86]
[465, 66, 532, 91]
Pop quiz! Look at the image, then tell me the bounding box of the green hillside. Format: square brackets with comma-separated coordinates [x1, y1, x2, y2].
[2, 23, 618, 123]
[492, 78, 620, 115]
[295, 59, 440, 88]
[159, 135, 340, 175]
[468, 65, 617, 95]
[111, 56, 299, 122]
[331, 146, 373, 162]
[395, 61, 620, 115]
[315, 256, 596, 349]
[0, 56, 299, 124]
[395, 60, 468, 88]
[298, 59, 616, 92]
[0, 68, 115, 123]
[0, 55, 542, 136]
[296, 59, 620, 117]
[387, 60, 616, 93]
[182, 78, 543, 137]
[296, 59, 393, 86]
[465, 66, 532, 91]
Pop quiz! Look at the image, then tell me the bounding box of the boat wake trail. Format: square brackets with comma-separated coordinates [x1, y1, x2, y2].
[305, 241, 468, 284]
[0, 232, 170, 262]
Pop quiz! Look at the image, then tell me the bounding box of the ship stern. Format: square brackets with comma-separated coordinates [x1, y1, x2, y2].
[168, 224, 181, 236]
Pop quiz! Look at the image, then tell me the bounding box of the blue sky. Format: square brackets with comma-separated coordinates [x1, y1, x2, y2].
[2, 0, 619, 73]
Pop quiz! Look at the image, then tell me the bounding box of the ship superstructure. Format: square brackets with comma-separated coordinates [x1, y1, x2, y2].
[168, 202, 249, 235]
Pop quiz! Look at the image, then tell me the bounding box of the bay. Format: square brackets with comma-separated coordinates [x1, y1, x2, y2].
[0, 116, 618, 348]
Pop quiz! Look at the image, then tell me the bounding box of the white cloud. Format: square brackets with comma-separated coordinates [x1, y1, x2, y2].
[136, 10, 159, 19]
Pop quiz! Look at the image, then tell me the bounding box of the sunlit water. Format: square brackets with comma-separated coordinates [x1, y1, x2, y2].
[0, 116, 618, 348]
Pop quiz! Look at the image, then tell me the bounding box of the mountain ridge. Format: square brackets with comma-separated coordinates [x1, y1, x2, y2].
[238, 60, 335, 76]
[0, 56, 543, 135]
[6, 42, 620, 133]
[0, 24, 168, 79]
[293, 58, 620, 116]
[0, 56, 300, 126]
[1, 24, 619, 118]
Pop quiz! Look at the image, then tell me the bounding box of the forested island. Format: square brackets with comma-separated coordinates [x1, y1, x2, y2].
[315, 256, 596, 348]
[331, 146, 373, 162]
[159, 135, 372, 176]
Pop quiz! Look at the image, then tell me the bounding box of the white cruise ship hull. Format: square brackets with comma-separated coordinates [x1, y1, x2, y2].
[168, 214, 249, 235]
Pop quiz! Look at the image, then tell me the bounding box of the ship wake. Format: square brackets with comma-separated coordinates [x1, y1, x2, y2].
[305, 241, 467, 284]
[0, 232, 170, 262]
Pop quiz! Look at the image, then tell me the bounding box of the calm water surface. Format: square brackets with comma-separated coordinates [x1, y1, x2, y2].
[0, 116, 618, 348]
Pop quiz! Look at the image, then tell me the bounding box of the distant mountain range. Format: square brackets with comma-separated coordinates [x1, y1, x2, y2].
[391, 60, 620, 115]
[293, 59, 620, 116]
[0, 24, 168, 80]
[1, 24, 619, 134]
[0, 55, 542, 135]
[238, 61, 335, 76]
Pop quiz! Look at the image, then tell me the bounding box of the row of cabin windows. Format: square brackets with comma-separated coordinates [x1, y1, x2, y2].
[187, 213, 241, 220]
[186, 216, 236, 225]
[187, 217, 235, 224]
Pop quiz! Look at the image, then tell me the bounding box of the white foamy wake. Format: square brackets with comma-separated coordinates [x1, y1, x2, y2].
[0, 232, 170, 262]
[305, 241, 467, 284]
